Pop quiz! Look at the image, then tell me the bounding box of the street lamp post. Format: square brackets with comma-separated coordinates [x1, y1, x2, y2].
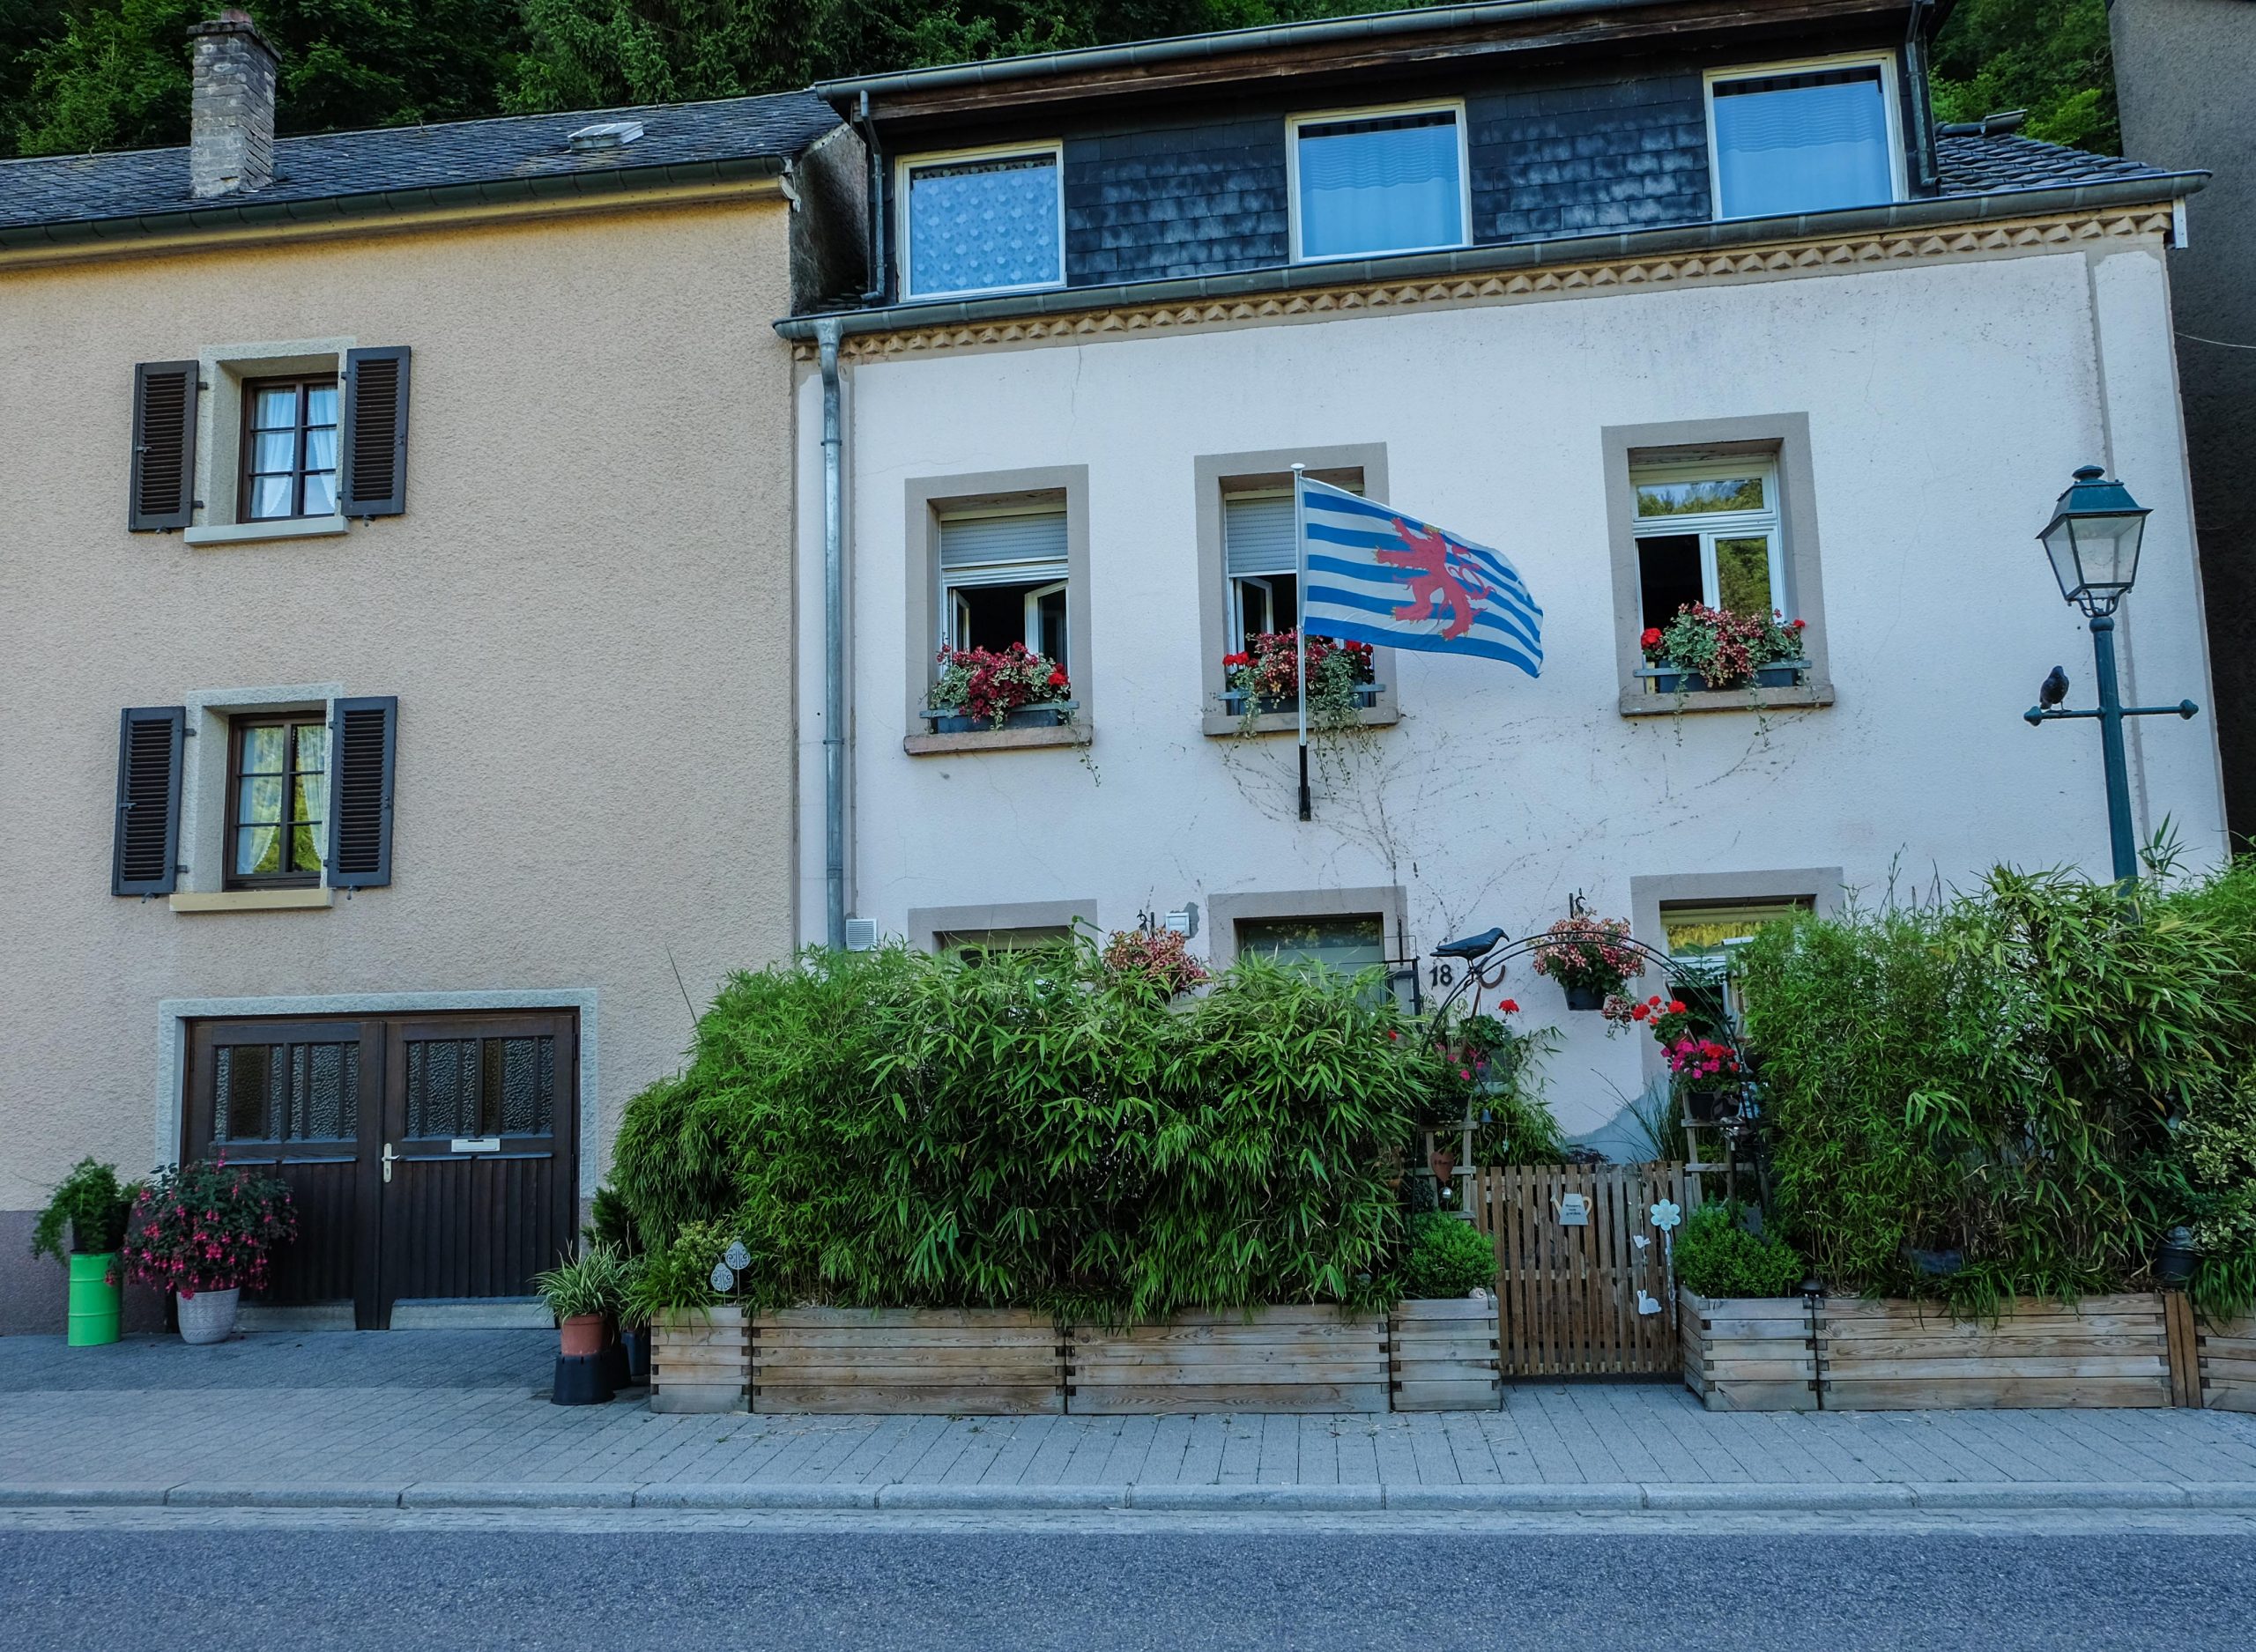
[2023, 465, 2200, 884]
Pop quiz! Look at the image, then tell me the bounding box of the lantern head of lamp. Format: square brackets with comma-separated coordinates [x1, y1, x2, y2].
[2038, 465, 2150, 617]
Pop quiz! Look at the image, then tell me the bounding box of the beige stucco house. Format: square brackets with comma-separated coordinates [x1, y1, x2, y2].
[0, 14, 863, 1330]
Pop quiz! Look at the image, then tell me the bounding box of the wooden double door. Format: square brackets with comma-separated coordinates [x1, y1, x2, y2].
[182, 1011, 578, 1329]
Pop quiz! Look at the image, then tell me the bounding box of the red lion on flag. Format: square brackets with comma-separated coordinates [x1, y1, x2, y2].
[1377, 519, 1492, 641]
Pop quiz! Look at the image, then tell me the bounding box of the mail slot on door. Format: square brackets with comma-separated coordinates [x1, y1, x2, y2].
[450, 1137, 501, 1154]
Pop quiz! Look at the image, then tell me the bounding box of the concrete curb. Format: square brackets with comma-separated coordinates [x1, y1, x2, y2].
[3, 1479, 2252, 1515]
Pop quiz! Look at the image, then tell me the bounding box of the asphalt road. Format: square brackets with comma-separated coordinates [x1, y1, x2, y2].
[4, 1520, 2252, 1650]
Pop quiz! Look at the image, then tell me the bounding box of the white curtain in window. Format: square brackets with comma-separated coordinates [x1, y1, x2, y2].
[1297, 118, 1462, 257]
[908, 155, 1060, 295]
[1713, 73, 1892, 219]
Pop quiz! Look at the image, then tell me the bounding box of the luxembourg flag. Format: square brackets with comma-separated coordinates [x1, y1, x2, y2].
[1297, 476, 1544, 678]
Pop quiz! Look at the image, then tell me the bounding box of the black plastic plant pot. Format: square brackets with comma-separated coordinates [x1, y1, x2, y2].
[1563, 983, 1605, 1012]
[552, 1352, 616, 1407]
[602, 1337, 632, 1394]
[620, 1325, 652, 1385]
[1902, 1246, 1965, 1278]
[2156, 1228, 2198, 1287]
[1683, 1088, 1728, 1123]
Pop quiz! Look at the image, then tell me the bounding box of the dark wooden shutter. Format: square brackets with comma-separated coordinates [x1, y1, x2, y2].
[129, 361, 199, 530]
[327, 696, 397, 888]
[339, 346, 410, 517]
[113, 707, 185, 895]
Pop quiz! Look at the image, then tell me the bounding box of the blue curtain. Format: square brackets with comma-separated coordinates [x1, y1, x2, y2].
[1297, 118, 1463, 258]
[908, 155, 1060, 296]
[1713, 74, 1893, 219]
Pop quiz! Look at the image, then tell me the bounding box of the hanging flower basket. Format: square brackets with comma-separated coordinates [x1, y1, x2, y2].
[1532, 915, 1640, 1011]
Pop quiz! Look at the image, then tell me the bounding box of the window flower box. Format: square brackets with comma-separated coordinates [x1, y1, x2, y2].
[923, 699, 1078, 735]
[1217, 684, 1384, 719]
[1636, 661, 1807, 695]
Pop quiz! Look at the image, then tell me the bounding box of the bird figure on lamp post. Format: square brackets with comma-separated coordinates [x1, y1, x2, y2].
[2022, 466, 2200, 885]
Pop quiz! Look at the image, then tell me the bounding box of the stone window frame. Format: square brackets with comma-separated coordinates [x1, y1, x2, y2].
[1628, 866, 1844, 1085]
[1600, 413, 1835, 717]
[169, 680, 345, 914]
[902, 465, 1093, 756]
[183, 336, 356, 547]
[905, 898, 1097, 954]
[1195, 443, 1400, 738]
[1205, 885, 1409, 971]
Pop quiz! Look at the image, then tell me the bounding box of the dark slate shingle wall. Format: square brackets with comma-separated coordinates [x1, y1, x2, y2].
[1064, 118, 1288, 285]
[1467, 71, 1711, 241]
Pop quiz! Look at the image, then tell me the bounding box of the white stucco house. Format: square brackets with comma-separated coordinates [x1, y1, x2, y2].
[780, 0, 2225, 1145]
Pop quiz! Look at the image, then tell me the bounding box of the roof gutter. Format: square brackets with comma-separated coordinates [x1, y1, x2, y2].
[0, 152, 790, 263]
[777, 171, 2207, 342]
[813, 0, 1898, 103]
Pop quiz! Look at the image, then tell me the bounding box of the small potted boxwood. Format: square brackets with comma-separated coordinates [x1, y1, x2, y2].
[31, 1159, 138, 1346]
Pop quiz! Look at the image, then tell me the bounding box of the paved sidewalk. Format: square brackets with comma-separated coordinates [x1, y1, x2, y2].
[5, 1330, 2256, 1513]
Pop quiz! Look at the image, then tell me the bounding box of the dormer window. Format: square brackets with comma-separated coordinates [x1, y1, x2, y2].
[1288, 103, 1468, 263]
[1706, 57, 1903, 220]
[901, 144, 1064, 300]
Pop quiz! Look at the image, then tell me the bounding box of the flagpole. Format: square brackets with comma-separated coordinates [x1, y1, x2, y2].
[1292, 463, 1310, 822]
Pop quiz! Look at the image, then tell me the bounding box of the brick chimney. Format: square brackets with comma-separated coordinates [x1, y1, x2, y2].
[188, 9, 278, 199]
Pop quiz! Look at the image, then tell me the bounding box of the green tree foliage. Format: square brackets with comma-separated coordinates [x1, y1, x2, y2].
[1930, 0, 2119, 153]
[609, 940, 1455, 1317]
[11, 0, 527, 157]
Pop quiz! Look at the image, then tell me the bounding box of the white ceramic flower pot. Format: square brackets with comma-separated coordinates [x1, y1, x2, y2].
[176, 1287, 241, 1345]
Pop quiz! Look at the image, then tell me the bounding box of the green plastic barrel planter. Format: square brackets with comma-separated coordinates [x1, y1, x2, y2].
[67, 1253, 122, 1346]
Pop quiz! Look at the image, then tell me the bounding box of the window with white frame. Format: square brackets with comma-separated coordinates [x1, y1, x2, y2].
[1236, 914, 1387, 973]
[1629, 458, 1789, 630]
[1706, 58, 1901, 220]
[938, 503, 1071, 666]
[1289, 104, 1468, 262]
[1222, 473, 1366, 647]
[1662, 898, 1811, 1021]
[901, 145, 1064, 299]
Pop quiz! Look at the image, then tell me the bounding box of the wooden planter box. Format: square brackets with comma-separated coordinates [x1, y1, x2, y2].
[1680, 1289, 1818, 1411]
[1819, 1293, 2172, 1410]
[1388, 1297, 1500, 1411]
[1067, 1306, 1389, 1413]
[2198, 1312, 2256, 1411]
[752, 1308, 1065, 1414]
[649, 1305, 751, 1414]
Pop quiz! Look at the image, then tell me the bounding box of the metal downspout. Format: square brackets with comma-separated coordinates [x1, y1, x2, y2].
[817, 316, 847, 950]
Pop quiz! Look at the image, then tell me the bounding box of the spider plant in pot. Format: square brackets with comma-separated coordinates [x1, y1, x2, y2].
[534, 1245, 626, 1359]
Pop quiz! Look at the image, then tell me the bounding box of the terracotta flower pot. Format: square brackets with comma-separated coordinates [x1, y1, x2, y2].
[560, 1313, 605, 1358]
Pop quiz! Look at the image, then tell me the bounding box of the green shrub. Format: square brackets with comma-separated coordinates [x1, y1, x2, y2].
[623, 1220, 739, 1323]
[1399, 1213, 1494, 1300]
[610, 942, 1440, 1318]
[1676, 1201, 1805, 1300]
[31, 1159, 135, 1261]
[585, 1183, 642, 1257]
[1739, 863, 2254, 1310]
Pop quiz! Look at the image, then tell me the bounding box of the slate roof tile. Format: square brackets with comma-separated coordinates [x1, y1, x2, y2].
[0, 91, 839, 232]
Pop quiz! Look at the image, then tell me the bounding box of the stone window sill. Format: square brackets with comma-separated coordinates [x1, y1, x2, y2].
[1202, 706, 1401, 738]
[182, 515, 350, 548]
[169, 887, 335, 914]
[903, 722, 1092, 756]
[1618, 682, 1836, 717]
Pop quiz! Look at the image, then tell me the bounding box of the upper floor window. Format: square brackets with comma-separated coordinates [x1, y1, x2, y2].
[241, 376, 341, 521]
[1706, 58, 1902, 220]
[1630, 459, 1785, 629]
[227, 712, 327, 889]
[902, 145, 1064, 299]
[1289, 104, 1468, 262]
[939, 502, 1071, 667]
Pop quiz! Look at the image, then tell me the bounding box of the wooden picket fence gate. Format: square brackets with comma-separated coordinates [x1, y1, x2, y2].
[1470, 1162, 1688, 1378]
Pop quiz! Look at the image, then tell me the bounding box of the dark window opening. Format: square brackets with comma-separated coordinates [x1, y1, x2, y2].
[1636, 534, 1704, 632]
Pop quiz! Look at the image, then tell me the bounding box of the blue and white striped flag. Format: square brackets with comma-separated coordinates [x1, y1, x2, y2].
[1299, 477, 1543, 678]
